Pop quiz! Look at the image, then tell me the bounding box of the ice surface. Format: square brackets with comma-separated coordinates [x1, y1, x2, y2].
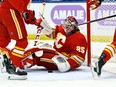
[0, 65, 116, 87]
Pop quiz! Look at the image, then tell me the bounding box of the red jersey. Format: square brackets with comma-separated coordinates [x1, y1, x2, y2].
[0, 0, 30, 13]
[22, 25, 87, 70]
[53, 25, 87, 59]
[0, 0, 31, 68]
[0, 0, 30, 40]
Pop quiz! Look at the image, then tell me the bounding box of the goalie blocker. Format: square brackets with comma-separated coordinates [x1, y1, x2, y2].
[35, 13, 55, 35]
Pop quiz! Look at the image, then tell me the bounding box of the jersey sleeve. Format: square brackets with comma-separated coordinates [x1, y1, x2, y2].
[8, 0, 29, 12]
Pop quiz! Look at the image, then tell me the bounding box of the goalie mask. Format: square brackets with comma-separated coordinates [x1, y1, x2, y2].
[62, 16, 79, 36]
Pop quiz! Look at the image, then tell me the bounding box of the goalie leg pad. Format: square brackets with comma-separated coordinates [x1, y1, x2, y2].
[52, 55, 70, 72]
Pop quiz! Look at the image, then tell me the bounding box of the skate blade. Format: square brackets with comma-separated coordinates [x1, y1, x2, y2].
[90, 63, 100, 80]
[8, 74, 27, 80]
[0, 63, 6, 73]
[0, 67, 6, 73]
[0, 56, 6, 73]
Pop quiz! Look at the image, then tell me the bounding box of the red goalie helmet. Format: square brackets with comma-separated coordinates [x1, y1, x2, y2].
[62, 16, 79, 36]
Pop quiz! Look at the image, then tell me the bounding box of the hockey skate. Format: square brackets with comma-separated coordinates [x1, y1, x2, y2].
[91, 54, 105, 79]
[91, 61, 101, 79]
[0, 54, 27, 80]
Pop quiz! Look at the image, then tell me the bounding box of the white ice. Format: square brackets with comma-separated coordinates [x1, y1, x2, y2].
[0, 65, 116, 87]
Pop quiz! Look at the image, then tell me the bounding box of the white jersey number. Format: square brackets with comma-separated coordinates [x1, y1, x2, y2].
[76, 46, 85, 54]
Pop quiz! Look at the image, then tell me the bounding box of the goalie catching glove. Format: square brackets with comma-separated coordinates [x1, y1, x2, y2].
[35, 13, 55, 35]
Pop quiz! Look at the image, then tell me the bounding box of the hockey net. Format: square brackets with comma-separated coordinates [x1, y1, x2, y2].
[86, 0, 116, 73]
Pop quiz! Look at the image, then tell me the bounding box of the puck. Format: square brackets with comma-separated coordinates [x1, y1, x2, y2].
[48, 70, 53, 73]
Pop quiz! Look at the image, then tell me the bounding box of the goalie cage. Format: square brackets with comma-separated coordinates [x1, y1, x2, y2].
[85, 0, 116, 74]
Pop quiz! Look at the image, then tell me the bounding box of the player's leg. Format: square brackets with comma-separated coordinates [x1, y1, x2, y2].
[91, 29, 116, 79]
[0, 39, 28, 80]
[7, 38, 28, 80]
[0, 53, 27, 80]
[0, 9, 28, 80]
[0, 21, 13, 74]
[91, 42, 116, 79]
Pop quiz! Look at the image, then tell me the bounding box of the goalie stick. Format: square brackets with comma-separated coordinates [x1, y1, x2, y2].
[78, 14, 116, 26]
[34, 2, 46, 46]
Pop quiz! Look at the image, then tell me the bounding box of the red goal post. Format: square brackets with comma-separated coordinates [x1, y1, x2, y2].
[85, 0, 116, 66]
[86, 0, 91, 66]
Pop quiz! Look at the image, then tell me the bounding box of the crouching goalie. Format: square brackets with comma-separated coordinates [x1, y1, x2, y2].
[21, 15, 87, 72]
[33, 15, 87, 72]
